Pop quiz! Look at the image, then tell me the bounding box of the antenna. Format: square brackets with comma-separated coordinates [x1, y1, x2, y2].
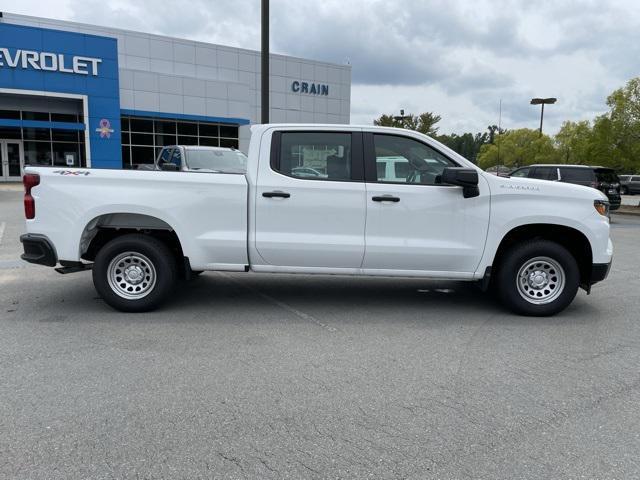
[497, 99, 502, 170]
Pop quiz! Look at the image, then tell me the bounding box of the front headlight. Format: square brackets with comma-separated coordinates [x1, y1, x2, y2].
[594, 199, 610, 216]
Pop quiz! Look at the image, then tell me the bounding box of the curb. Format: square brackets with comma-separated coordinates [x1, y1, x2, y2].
[612, 209, 640, 217]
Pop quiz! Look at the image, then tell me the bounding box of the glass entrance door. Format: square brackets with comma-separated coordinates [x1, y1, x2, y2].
[1, 140, 24, 182]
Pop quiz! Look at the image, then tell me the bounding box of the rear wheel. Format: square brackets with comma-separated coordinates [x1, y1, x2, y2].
[495, 240, 579, 316]
[92, 234, 176, 312]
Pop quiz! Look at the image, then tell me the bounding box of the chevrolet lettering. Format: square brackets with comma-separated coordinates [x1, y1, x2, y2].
[0, 48, 102, 76]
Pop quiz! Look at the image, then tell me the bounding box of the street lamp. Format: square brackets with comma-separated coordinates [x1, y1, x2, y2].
[393, 109, 410, 127]
[530, 97, 556, 135]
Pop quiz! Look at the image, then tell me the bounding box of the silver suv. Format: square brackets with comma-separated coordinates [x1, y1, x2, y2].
[619, 175, 640, 195]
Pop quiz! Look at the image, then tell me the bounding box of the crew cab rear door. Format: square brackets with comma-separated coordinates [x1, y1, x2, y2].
[361, 131, 490, 274]
[253, 128, 367, 269]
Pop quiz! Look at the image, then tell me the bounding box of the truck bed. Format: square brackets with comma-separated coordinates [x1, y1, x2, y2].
[25, 168, 249, 271]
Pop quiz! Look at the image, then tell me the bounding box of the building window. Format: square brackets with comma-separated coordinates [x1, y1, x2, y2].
[0, 109, 86, 168]
[121, 116, 240, 169]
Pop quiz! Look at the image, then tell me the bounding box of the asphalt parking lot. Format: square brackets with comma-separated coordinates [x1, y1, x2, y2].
[1, 185, 640, 479]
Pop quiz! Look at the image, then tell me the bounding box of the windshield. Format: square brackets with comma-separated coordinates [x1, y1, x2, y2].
[186, 149, 247, 172]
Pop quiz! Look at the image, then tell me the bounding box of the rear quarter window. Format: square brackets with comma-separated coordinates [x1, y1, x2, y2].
[560, 168, 594, 182]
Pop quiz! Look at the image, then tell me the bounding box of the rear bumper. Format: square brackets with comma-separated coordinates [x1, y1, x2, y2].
[20, 234, 57, 267]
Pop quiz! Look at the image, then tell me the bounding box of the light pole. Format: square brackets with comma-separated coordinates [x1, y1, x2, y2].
[530, 97, 556, 135]
[393, 109, 410, 127]
[261, 0, 269, 124]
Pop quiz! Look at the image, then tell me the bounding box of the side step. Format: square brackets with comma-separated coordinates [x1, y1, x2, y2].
[55, 261, 93, 274]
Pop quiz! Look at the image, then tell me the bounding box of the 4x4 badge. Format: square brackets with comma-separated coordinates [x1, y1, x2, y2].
[53, 170, 90, 176]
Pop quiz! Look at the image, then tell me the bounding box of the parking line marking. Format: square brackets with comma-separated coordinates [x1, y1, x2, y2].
[0, 222, 5, 246]
[217, 272, 337, 332]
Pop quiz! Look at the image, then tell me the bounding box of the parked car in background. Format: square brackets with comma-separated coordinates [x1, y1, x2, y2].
[510, 164, 621, 210]
[377, 155, 452, 184]
[619, 175, 640, 195]
[154, 146, 247, 173]
[484, 165, 512, 177]
[291, 166, 326, 178]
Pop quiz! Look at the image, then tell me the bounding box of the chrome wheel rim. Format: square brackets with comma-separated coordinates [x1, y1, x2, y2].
[516, 256, 565, 305]
[107, 251, 157, 300]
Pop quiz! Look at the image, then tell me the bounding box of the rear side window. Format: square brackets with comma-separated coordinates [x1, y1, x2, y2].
[276, 132, 352, 181]
[560, 168, 594, 182]
[530, 167, 556, 180]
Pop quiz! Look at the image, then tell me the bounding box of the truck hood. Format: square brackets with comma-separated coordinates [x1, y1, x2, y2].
[482, 173, 608, 202]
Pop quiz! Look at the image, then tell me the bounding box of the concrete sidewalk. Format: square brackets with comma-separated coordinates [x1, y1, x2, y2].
[0, 182, 23, 192]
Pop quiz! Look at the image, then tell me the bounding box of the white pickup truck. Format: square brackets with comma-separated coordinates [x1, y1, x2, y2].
[20, 124, 613, 316]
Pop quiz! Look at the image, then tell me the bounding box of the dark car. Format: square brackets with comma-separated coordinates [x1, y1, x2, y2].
[510, 165, 621, 210]
[619, 175, 640, 195]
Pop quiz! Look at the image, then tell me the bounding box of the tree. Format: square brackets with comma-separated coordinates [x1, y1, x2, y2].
[437, 131, 489, 164]
[554, 120, 593, 165]
[374, 112, 442, 136]
[487, 125, 506, 144]
[597, 77, 640, 172]
[477, 128, 559, 169]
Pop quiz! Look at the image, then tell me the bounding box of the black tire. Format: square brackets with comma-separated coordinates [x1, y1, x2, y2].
[495, 240, 580, 316]
[92, 234, 177, 312]
[621, 186, 628, 195]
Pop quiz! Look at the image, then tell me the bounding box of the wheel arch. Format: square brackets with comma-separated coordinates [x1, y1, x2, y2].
[79, 213, 186, 267]
[491, 223, 593, 289]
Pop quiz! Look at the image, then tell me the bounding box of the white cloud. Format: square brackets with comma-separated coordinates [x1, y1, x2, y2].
[1, 0, 638, 134]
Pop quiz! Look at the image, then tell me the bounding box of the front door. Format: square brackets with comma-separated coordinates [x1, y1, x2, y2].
[362, 132, 490, 275]
[1, 140, 24, 182]
[254, 129, 367, 269]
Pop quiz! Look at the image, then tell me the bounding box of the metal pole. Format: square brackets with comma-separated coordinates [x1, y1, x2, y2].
[261, 0, 269, 124]
[539, 103, 544, 135]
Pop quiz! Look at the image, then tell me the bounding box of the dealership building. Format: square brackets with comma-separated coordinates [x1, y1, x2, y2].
[0, 12, 351, 181]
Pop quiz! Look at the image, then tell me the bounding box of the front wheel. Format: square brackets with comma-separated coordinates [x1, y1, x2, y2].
[621, 186, 628, 195]
[92, 234, 176, 312]
[495, 240, 580, 316]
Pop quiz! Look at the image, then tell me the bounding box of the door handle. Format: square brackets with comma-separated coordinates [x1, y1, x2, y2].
[262, 191, 291, 198]
[372, 195, 400, 203]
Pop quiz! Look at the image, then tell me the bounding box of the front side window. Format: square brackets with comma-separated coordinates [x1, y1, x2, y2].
[277, 132, 352, 181]
[511, 167, 530, 178]
[632, 176, 640, 182]
[373, 134, 456, 185]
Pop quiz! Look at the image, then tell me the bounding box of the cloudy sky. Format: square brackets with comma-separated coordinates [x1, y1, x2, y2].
[2, 0, 639, 135]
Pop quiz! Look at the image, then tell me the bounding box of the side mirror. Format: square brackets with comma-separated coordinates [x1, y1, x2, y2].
[441, 167, 480, 198]
[160, 163, 180, 172]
